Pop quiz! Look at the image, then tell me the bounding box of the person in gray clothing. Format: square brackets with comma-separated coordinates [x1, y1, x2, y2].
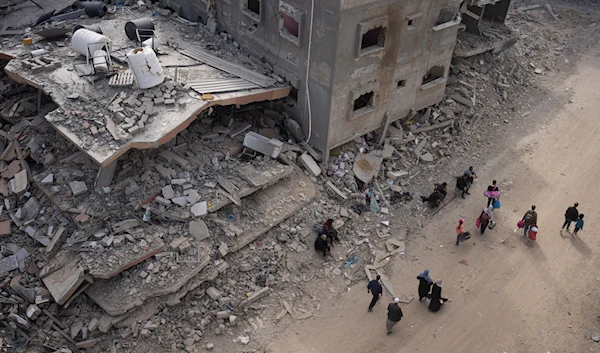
[386, 298, 403, 335]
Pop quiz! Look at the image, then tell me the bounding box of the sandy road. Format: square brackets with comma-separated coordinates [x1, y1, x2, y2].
[266, 45, 600, 353]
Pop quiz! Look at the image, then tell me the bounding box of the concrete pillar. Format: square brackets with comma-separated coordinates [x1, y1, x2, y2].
[95, 160, 118, 188]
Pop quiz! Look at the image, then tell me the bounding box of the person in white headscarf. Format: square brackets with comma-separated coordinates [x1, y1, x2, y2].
[478, 206, 494, 235]
[428, 279, 449, 312]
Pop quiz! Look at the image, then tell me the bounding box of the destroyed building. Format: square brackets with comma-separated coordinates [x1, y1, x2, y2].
[165, 0, 464, 160]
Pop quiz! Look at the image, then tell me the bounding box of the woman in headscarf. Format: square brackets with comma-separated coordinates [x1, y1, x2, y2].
[478, 206, 494, 235]
[417, 269, 433, 301]
[428, 279, 449, 312]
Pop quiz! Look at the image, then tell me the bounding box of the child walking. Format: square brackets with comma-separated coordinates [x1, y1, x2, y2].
[574, 214, 584, 235]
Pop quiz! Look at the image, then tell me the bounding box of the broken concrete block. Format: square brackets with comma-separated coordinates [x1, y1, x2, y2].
[69, 181, 88, 196]
[189, 220, 209, 241]
[154, 196, 171, 206]
[298, 153, 321, 177]
[113, 235, 125, 247]
[386, 171, 408, 180]
[186, 190, 200, 204]
[8, 313, 29, 329]
[218, 242, 229, 257]
[206, 287, 222, 301]
[41, 174, 54, 184]
[42, 264, 85, 305]
[98, 314, 112, 333]
[420, 152, 434, 162]
[99, 236, 114, 247]
[216, 311, 230, 319]
[26, 304, 41, 319]
[0, 220, 11, 236]
[71, 321, 83, 338]
[243, 132, 283, 158]
[11, 169, 28, 194]
[88, 318, 99, 332]
[229, 315, 238, 325]
[161, 185, 175, 199]
[191, 201, 207, 217]
[171, 196, 188, 207]
[170, 178, 186, 185]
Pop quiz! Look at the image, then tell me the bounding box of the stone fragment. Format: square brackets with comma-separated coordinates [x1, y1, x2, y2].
[191, 201, 207, 217]
[69, 181, 88, 196]
[206, 287, 221, 301]
[26, 304, 41, 319]
[98, 315, 112, 333]
[88, 318, 99, 332]
[189, 220, 209, 241]
[186, 190, 200, 204]
[161, 185, 175, 199]
[171, 196, 188, 207]
[71, 321, 83, 338]
[41, 174, 54, 184]
[218, 242, 229, 257]
[216, 311, 230, 319]
[420, 152, 434, 162]
[298, 153, 321, 177]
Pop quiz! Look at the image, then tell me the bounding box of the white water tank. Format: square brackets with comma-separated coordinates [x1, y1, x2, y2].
[126, 47, 164, 89]
[71, 28, 111, 57]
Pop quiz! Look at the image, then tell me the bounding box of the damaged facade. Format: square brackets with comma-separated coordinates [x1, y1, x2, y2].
[165, 0, 464, 160]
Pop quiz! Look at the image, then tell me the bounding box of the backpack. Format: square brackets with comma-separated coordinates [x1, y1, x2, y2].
[524, 212, 533, 224]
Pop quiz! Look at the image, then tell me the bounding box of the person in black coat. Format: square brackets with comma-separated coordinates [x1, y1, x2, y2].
[562, 202, 579, 232]
[314, 234, 330, 258]
[428, 279, 449, 312]
[367, 275, 383, 312]
[417, 269, 433, 301]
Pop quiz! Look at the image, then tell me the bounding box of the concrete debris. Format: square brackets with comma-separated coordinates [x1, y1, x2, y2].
[298, 152, 321, 177]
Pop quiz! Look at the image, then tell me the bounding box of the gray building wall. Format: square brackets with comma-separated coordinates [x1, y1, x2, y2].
[163, 0, 460, 158]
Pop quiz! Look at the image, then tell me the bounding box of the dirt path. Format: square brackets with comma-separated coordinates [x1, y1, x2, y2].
[266, 43, 600, 353]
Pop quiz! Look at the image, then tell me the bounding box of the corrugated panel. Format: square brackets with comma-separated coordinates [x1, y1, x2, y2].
[180, 48, 276, 88]
[188, 78, 260, 94]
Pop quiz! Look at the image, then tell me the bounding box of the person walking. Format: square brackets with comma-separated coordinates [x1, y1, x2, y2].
[485, 180, 500, 207]
[319, 219, 340, 244]
[521, 205, 538, 237]
[367, 275, 383, 312]
[456, 174, 470, 199]
[428, 279, 449, 312]
[386, 298, 403, 335]
[417, 269, 433, 301]
[314, 234, 330, 258]
[561, 203, 579, 232]
[574, 214, 585, 236]
[478, 206, 493, 235]
[455, 219, 471, 245]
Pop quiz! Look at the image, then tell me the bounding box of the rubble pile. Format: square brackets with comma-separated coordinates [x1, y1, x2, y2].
[0, 0, 598, 352]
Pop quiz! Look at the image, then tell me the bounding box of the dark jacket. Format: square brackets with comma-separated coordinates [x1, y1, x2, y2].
[428, 284, 448, 312]
[314, 236, 328, 253]
[456, 176, 467, 190]
[387, 303, 403, 322]
[417, 276, 432, 299]
[487, 185, 499, 192]
[565, 206, 579, 221]
[367, 280, 382, 296]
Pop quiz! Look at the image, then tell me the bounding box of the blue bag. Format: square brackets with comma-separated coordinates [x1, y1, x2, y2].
[493, 199, 501, 209]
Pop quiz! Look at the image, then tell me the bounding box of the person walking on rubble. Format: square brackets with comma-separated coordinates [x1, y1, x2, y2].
[314, 234, 330, 258]
[319, 219, 340, 245]
[417, 269, 433, 302]
[386, 298, 404, 335]
[561, 202, 579, 233]
[367, 275, 383, 312]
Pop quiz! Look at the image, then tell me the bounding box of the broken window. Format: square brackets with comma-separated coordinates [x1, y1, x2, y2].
[397, 80, 406, 88]
[437, 8, 457, 25]
[407, 18, 416, 29]
[282, 13, 299, 37]
[248, 0, 260, 15]
[353, 91, 374, 112]
[422, 66, 445, 85]
[361, 27, 385, 50]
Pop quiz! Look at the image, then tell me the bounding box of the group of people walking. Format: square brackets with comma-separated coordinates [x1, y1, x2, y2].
[366, 269, 450, 335]
[319, 164, 586, 336]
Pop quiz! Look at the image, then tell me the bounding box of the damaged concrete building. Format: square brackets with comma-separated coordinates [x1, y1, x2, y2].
[165, 0, 464, 160]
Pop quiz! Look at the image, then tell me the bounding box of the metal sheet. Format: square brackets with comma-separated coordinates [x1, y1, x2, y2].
[188, 78, 259, 94]
[180, 48, 276, 88]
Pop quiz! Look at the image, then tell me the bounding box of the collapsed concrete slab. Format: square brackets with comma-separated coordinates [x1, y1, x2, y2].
[85, 254, 210, 316]
[42, 252, 85, 305]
